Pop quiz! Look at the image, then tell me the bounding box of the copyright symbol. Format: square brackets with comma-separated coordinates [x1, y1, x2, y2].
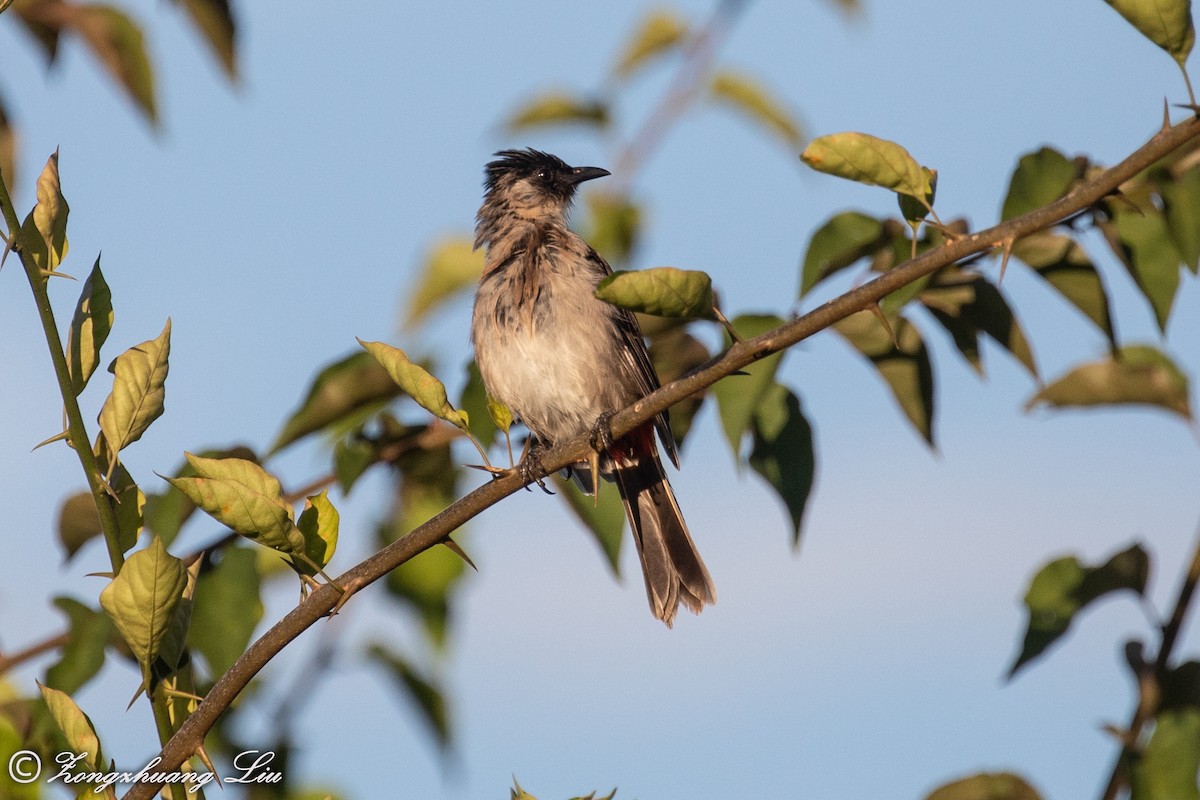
[8, 750, 41, 783]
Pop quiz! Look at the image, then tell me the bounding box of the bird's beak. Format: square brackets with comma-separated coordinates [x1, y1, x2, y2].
[566, 166, 611, 185]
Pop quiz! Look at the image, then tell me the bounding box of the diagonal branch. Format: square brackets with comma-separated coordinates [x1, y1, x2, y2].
[121, 112, 1200, 800]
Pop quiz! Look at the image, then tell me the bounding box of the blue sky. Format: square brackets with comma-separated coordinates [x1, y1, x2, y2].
[2, 1, 1200, 798]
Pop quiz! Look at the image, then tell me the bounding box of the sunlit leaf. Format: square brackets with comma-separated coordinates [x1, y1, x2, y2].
[38, 683, 114, 798]
[505, 92, 607, 132]
[109, 461, 144, 554]
[152, 556, 197, 686]
[367, 643, 450, 749]
[270, 350, 401, 454]
[66, 256, 114, 395]
[799, 211, 886, 296]
[898, 167, 937, 224]
[834, 310, 935, 444]
[166, 453, 304, 555]
[712, 315, 787, 458]
[1131, 708, 1200, 800]
[188, 546, 262, 678]
[177, 0, 237, 79]
[926, 771, 1043, 800]
[404, 237, 483, 329]
[612, 8, 688, 79]
[710, 69, 804, 148]
[45, 597, 114, 694]
[748, 382, 815, 546]
[143, 444, 256, 544]
[1008, 543, 1149, 677]
[19, 149, 69, 273]
[1001, 147, 1077, 221]
[99, 535, 187, 684]
[71, 4, 158, 124]
[97, 319, 171, 470]
[295, 489, 339, 574]
[556, 474, 626, 574]
[1103, 0, 1194, 64]
[1012, 232, 1116, 347]
[1027, 345, 1191, 420]
[802, 132, 932, 201]
[359, 339, 468, 430]
[595, 267, 714, 319]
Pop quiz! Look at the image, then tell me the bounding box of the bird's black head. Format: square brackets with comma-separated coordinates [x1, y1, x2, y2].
[475, 149, 611, 249]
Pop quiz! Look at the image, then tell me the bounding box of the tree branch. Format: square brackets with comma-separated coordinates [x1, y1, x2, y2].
[121, 112, 1200, 800]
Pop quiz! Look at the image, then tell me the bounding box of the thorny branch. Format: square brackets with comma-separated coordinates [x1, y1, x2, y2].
[121, 112, 1200, 800]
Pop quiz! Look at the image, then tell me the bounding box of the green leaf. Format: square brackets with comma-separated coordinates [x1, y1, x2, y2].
[1158, 165, 1200, 273]
[99, 535, 187, 685]
[1011, 232, 1116, 348]
[555, 473, 626, 574]
[188, 546, 262, 679]
[45, 597, 114, 694]
[19, 150, 69, 273]
[612, 8, 688, 79]
[58, 491, 101, 562]
[295, 489, 339, 574]
[711, 315, 787, 458]
[270, 349, 402, 454]
[152, 557, 197, 686]
[1132, 708, 1200, 800]
[505, 92, 608, 132]
[920, 269, 1038, 378]
[143, 444, 257, 544]
[458, 359, 500, 448]
[898, 167, 937, 224]
[748, 382, 815, 546]
[367, 643, 450, 749]
[1008, 543, 1149, 677]
[0, 716, 39, 800]
[66, 256, 113, 395]
[404, 237, 484, 329]
[802, 132, 932, 201]
[359, 339, 468, 430]
[1111, 205, 1183, 332]
[595, 267, 715, 319]
[926, 771, 1043, 800]
[71, 4, 158, 124]
[834, 311, 935, 444]
[109, 461, 144, 554]
[1001, 147, 1077, 221]
[177, 0, 237, 79]
[97, 319, 171, 469]
[333, 435, 378, 495]
[799, 211, 886, 296]
[1104, 0, 1195, 64]
[709, 69, 804, 148]
[1027, 345, 1191, 420]
[166, 453, 304, 555]
[38, 683, 114, 798]
[582, 192, 642, 266]
[647, 326, 710, 446]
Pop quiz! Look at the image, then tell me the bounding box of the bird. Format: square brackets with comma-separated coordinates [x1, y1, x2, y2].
[470, 148, 716, 627]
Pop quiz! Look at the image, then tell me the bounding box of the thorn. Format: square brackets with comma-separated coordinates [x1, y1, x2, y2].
[589, 448, 601, 506]
[41, 269, 76, 281]
[867, 303, 899, 349]
[194, 744, 221, 784]
[329, 575, 366, 616]
[998, 237, 1014, 286]
[125, 683, 145, 712]
[1164, 97, 1173, 131]
[712, 306, 742, 342]
[1173, 102, 1200, 116]
[32, 429, 70, 451]
[441, 536, 478, 571]
[0, 235, 11, 271]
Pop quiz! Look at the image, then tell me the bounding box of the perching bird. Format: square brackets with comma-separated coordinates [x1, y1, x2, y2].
[470, 148, 716, 627]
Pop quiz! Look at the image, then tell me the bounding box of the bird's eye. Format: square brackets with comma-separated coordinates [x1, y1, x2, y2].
[535, 168, 550, 181]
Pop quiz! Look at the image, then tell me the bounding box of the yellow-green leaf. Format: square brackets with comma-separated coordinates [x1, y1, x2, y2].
[58, 491, 101, 562]
[555, 474, 626, 574]
[1027, 345, 1191, 420]
[710, 69, 804, 148]
[0, 96, 14, 198]
[505, 92, 608, 132]
[98, 535, 187, 684]
[67, 256, 114, 395]
[1112, 204, 1183, 332]
[19, 150, 69, 273]
[358, 339, 468, 429]
[97, 319, 170, 469]
[712, 315, 787, 458]
[595, 267, 714, 319]
[295, 489, 339, 574]
[71, 4, 158, 124]
[802, 132, 932, 201]
[110, 461, 144, 554]
[1104, 0, 1195, 64]
[45, 597, 114, 694]
[612, 8, 688, 79]
[1012, 233, 1116, 348]
[166, 453, 304, 555]
[1002, 147, 1078, 221]
[926, 771, 1043, 800]
[799, 211, 886, 296]
[38, 683, 113, 798]
[178, 0, 237, 79]
[405, 237, 484, 329]
[1132, 708, 1200, 800]
[188, 545, 262, 679]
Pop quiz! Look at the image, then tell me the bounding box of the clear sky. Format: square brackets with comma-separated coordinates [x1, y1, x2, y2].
[2, 1, 1200, 798]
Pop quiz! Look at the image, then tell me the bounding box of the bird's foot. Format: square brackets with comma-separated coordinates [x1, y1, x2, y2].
[586, 411, 617, 502]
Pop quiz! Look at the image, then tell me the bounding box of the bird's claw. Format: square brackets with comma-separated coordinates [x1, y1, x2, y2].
[518, 440, 554, 494]
[590, 410, 616, 453]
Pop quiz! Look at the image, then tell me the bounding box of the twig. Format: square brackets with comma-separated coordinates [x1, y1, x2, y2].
[0, 631, 70, 676]
[120, 112, 1200, 800]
